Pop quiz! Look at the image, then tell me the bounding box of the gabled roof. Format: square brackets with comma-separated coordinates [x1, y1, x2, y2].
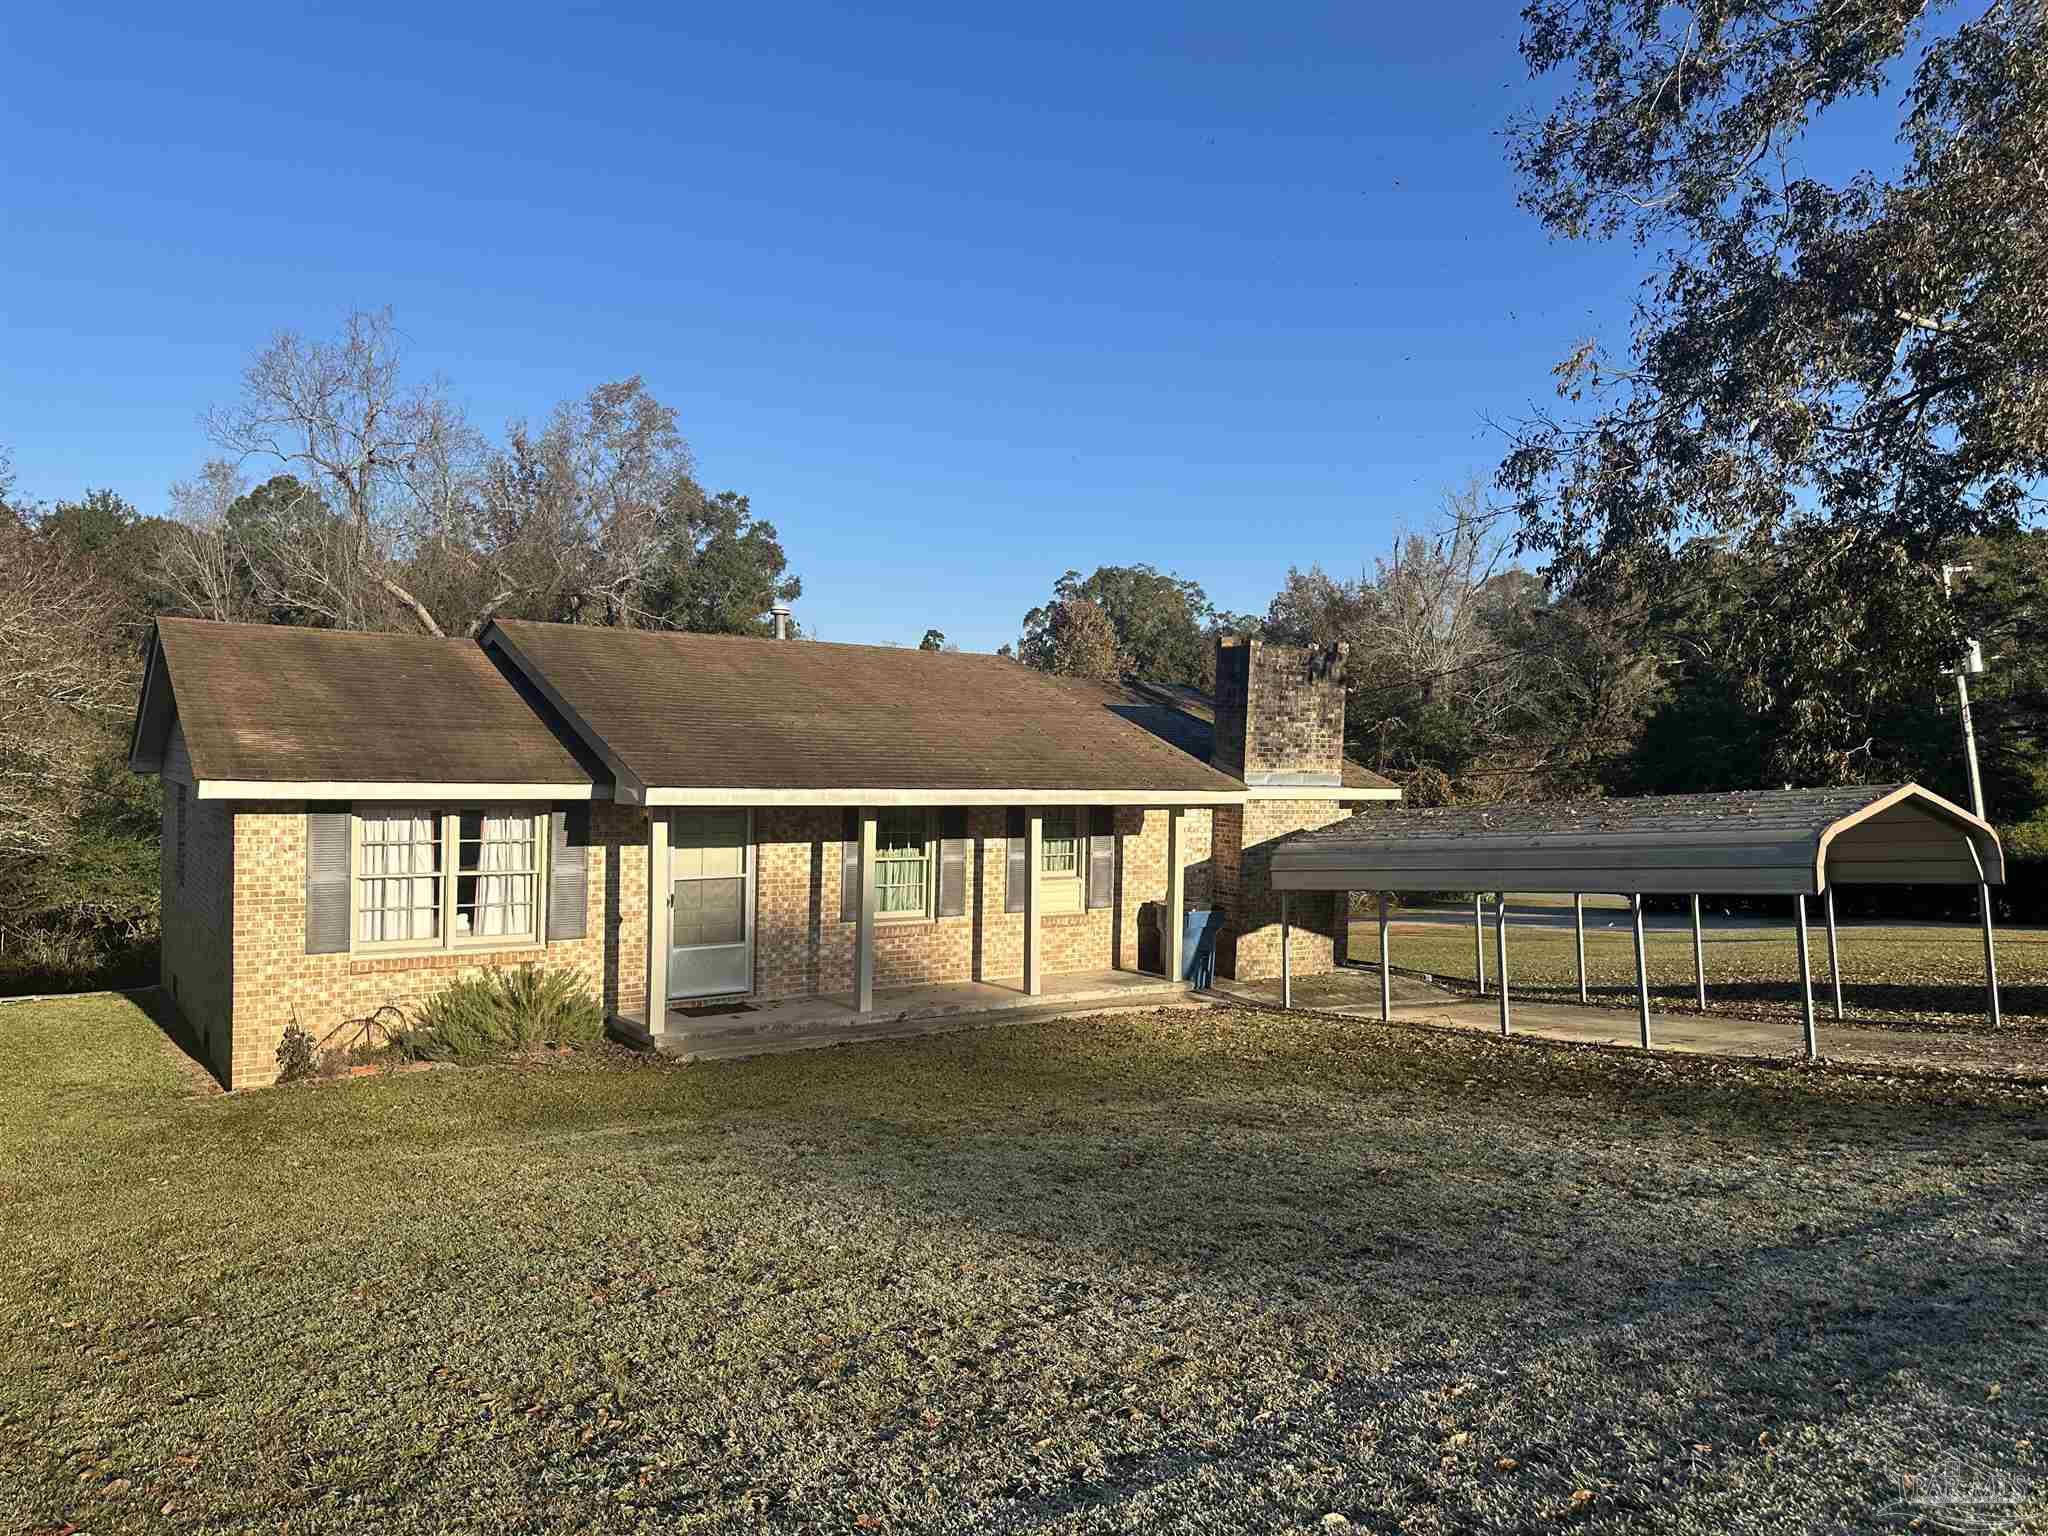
[484, 620, 1252, 805]
[1054, 675, 1398, 797]
[1270, 784, 2003, 896]
[130, 619, 595, 798]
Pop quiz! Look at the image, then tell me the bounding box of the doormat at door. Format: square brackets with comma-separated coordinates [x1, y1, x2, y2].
[672, 1001, 759, 1019]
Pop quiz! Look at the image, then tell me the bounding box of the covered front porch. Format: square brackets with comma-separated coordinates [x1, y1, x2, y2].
[633, 797, 1220, 1036]
[611, 966, 1193, 1060]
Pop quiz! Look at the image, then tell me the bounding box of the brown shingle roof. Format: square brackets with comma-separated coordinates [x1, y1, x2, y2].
[1053, 676, 1398, 793]
[150, 618, 593, 786]
[488, 621, 1251, 795]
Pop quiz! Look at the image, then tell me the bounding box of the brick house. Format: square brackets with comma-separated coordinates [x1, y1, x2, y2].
[129, 618, 1396, 1088]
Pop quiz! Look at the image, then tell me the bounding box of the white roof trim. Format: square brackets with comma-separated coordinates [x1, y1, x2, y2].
[1255, 786, 1401, 802]
[197, 781, 598, 802]
[643, 786, 1245, 807]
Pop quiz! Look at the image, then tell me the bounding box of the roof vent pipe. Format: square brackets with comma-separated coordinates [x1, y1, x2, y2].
[770, 604, 792, 641]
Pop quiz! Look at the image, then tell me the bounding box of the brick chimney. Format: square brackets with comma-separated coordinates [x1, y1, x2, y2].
[1209, 636, 1347, 786]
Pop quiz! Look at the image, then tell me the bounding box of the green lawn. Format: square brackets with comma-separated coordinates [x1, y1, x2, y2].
[3, 994, 2045, 1534]
[1374, 919, 2048, 1034]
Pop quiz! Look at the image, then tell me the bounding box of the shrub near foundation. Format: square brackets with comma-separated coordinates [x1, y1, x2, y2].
[401, 965, 604, 1060]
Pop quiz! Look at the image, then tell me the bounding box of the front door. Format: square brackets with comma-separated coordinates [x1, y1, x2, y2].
[668, 809, 752, 999]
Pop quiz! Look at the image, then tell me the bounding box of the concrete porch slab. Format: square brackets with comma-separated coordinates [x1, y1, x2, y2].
[611, 968, 1193, 1062]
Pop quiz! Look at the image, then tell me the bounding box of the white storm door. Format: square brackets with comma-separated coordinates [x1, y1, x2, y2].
[668, 809, 753, 999]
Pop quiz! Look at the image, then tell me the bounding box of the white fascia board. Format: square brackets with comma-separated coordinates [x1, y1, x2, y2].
[643, 786, 1246, 807]
[1250, 786, 1401, 802]
[197, 781, 599, 802]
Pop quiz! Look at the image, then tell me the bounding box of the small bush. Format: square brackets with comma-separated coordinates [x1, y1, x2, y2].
[275, 1021, 319, 1083]
[402, 965, 604, 1061]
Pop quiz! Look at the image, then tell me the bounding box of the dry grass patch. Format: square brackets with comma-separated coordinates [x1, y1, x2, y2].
[2, 993, 2045, 1534]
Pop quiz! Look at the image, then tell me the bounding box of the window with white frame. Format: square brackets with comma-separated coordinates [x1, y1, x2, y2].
[1040, 807, 1085, 913]
[355, 807, 543, 949]
[876, 809, 931, 917]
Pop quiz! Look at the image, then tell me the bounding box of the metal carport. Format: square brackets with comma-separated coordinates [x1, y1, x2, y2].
[1268, 783, 2006, 1058]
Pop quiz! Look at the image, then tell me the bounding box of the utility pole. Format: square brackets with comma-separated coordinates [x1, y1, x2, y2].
[1944, 562, 2002, 1029]
[1943, 563, 1987, 818]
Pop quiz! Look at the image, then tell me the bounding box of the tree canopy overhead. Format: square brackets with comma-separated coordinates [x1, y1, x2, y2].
[1017, 563, 1240, 686]
[164, 309, 800, 641]
[1501, 0, 2047, 635]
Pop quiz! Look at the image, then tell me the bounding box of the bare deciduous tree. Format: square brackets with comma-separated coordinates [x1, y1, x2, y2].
[202, 307, 474, 635]
[0, 518, 131, 872]
[160, 460, 253, 623]
[472, 376, 700, 629]
[1267, 483, 1541, 803]
[163, 317, 795, 642]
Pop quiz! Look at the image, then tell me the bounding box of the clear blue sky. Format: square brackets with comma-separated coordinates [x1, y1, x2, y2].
[5, 4, 1677, 649]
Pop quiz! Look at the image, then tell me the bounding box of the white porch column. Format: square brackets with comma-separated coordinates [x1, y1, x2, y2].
[1023, 812, 1044, 995]
[1164, 807, 1186, 984]
[645, 812, 670, 1031]
[855, 808, 877, 1013]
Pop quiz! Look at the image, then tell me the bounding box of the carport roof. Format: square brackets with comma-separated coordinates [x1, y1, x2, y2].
[1269, 784, 2003, 897]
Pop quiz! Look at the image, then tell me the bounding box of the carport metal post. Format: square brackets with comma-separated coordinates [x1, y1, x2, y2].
[1378, 891, 1391, 1022]
[1794, 893, 1818, 1059]
[1494, 892, 1510, 1036]
[1823, 885, 1844, 1021]
[1573, 894, 1587, 1004]
[1980, 885, 2003, 1029]
[1966, 841, 2003, 1029]
[1280, 890, 1292, 1009]
[1474, 893, 1487, 995]
[1631, 894, 1651, 1048]
[1691, 894, 1707, 1010]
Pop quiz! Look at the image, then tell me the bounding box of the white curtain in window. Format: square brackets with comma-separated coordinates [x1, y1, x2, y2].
[477, 814, 534, 937]
[362, 813, 439, 943]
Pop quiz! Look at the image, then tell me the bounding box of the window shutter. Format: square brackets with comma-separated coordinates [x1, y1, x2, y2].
[304, 806, 351, 955]
[1086, 807, 1115, 910]
[937, 810, 967, 918]
[840, 809, 860, 923]
[1004, 808, 1027, 913]
[547, 805, 590, 941]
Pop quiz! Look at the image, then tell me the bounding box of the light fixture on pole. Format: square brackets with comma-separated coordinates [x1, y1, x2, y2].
[1942, 561, 2002, 1029]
